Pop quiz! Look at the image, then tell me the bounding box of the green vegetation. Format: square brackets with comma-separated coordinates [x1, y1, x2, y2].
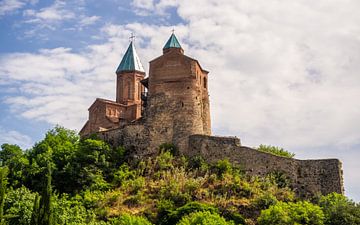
[257, 144, 295, 158]
[0, 126, 358, 224]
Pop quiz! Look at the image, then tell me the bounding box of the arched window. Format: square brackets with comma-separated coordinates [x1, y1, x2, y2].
[138, 82, 141, 100]
[203, 77, 207, 89]
[127, 81, 133, 100]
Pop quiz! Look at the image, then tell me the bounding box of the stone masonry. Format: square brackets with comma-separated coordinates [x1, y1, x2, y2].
[80, 33, 344, 198]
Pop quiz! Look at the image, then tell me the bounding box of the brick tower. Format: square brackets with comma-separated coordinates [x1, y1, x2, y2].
[80, 40, 145, 136]
[145, 33, 211, 152]
[115, 41, 146, 120]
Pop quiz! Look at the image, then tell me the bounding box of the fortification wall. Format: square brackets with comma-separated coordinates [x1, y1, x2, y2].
[188, 135, 344, 198]
[96, 123, 150, 158]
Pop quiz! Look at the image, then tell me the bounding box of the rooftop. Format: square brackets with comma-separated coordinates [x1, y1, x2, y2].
[163, 33, 182, 49]
[116, 41, 145, 73]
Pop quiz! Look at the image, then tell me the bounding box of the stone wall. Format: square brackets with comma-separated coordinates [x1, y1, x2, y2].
[146, 48, 211, 153]
[188, 134, 344, 198]
[96, 123, 150, 158]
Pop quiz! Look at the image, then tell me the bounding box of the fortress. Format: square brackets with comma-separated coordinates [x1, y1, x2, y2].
[80, 33, 344, 198]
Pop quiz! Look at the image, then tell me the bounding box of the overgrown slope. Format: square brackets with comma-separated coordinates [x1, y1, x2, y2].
[0, 127, 359, 225]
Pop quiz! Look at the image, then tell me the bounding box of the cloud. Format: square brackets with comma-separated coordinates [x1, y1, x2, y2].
[0, 0, 36, 16]
[20, 0, 101, 37]
[1, 0, 360, 200]
[79, 15, 101, 27]
[131, 0, 178, 16]
[0, 26, 139, 130]
[23, 0, 75, 23]
[0, 127, 33, 149]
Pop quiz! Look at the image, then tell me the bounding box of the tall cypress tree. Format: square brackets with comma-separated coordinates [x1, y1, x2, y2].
[0, 166, 9, 225]
[37, 162, 53, 225]
[30, 194, 40, 225]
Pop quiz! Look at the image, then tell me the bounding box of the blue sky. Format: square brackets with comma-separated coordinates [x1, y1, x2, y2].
[1, 0, 360, 201]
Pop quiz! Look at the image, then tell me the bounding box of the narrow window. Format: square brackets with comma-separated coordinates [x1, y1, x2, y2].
[203, 77, 207, 89]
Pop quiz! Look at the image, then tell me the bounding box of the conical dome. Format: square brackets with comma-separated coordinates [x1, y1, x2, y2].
[116, 41, 145, 74]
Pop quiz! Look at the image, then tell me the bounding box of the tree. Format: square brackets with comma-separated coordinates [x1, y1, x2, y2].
[319, 192, 360, 225]
[257, 145, 295, 158]
[36, 162, 53, 225]
[257, 201, 324, 225]
[176, 211, 234, 225]
[109, 213, 153, 225]
[0, 144, 29, 188]
[0, 167, 9, 224]
[4, 186, 36, 225]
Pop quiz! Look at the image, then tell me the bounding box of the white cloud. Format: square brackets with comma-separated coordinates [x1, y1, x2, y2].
[131, 0, 178, 16]
[23, 0, 74, 23]
[79, 15, 100, 27]
[2, 0, 360, 200]
[21, 0, 100, 36]
[0, 127, 33, 149]
[0, 0, 36, 16]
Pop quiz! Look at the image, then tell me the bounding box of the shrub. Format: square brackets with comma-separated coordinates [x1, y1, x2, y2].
[257, 145, 295, 158]
[253, 192, 278, 210]
[213, 159, 232, 178]
[163, 202, 218, 225]
[187, 156, 208, 172]
[52, 194, 97, 225]
[112, 164, 136, 186]
[4, 186, 36, 225]
[319, 192, 360, 225]
[176, 210, 234, 225]
[257, 201, 324, 225]
[267, 171, 291, 188]
[159, 143, 179, 156]
[109, 213, 153, 225]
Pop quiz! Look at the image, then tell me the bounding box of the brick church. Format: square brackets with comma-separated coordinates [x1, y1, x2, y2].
[80, 33, 211, 152]
[80, 33, 343, 198]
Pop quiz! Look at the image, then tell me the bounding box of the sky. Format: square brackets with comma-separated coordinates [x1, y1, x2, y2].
[0, 0, 359, 201]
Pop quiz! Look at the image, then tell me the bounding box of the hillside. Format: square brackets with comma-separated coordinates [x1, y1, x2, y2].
[0, 126, 359, 225]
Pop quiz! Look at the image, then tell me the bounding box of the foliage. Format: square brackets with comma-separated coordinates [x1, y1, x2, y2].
[52, 194, 97, 225]
[257, 145, 295, 158]
[35, 162, 54, 225]
[319, 192, 360, 225]
[176, 211, 234, 225]
[0, 166, 8, 224]
[162, 202, 218, 225]
[4, 186, 36, 225]
[1, 126, 358, 225]
[159, 143, 179, 156]
[0, 144, 29, 188]
[212, 159, 232, 178]
[257, 201, 324, 225]
[109, 213, 153, 225]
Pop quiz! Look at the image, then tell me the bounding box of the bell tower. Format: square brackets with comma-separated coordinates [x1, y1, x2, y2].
[115, 38, 145, 119]
[146, 33, 211, 152]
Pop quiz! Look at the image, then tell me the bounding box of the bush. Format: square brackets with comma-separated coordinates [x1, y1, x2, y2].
[159, 143, 179, 156]
[257, 201, 324, 225]
[319, 192, 360, 225]
[176, 211, 234, 225]
[213, 159, 232, 178]
[109, 213, 153, 225]
[257, 145, 295, 158]
[4, 186, 36, 225]
[52, 194, 97, 225]
[253, 192, 278, 210]
[163, 202, 218, 225]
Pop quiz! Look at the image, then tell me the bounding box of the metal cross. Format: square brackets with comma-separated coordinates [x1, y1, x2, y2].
[171, 28, 175, 34]
[129, 33, 136, 42]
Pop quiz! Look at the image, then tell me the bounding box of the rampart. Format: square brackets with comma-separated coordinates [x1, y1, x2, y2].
[188, 135, 344, 198]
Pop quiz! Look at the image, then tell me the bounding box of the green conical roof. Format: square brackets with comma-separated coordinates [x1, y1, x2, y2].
[116, 41, 145, 73]
[163, 33, 182, 49]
